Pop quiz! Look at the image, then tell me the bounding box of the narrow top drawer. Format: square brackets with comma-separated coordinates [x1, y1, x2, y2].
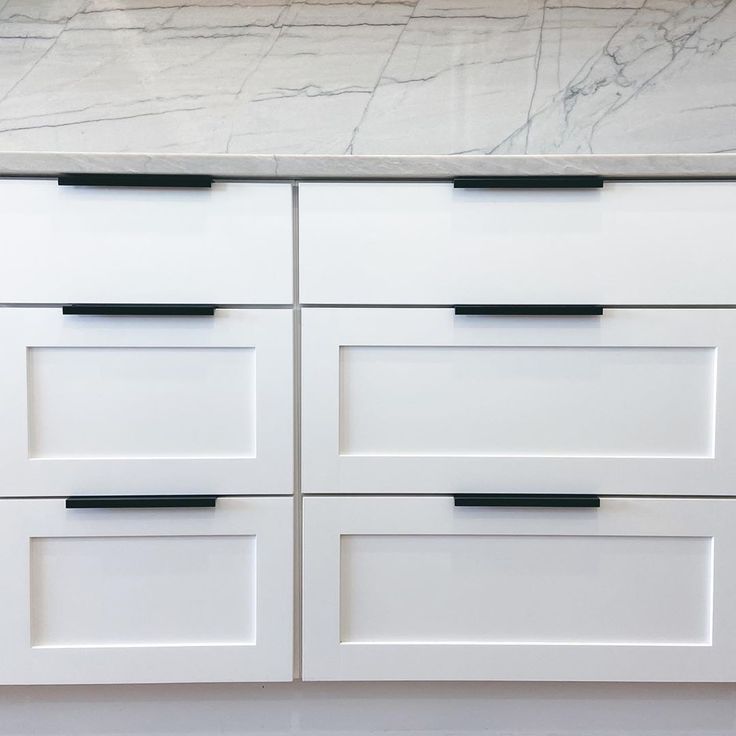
[0, 179, 293, 304]
[299, 181, 736, 305]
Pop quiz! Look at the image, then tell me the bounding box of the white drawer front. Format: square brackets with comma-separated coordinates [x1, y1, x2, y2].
[302, 308, 736, 495]
[0, 497, 293, 684]
[303, 496, 736, 682]
[0, 308, 293, 495]
[299, 181, 736, 305]
[0, 179, 292, 304]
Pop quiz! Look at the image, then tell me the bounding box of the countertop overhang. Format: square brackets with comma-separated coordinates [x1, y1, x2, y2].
[2, 153, 736, 179]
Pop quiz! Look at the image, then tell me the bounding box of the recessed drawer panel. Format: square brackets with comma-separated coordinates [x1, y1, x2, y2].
[303, 496, 736, 681]
[301, 308, 736, 495]
[299, 181, 736, 305]
[0, 179, 292, 304]
[0, 496, 293, 684]
[0, 308, 293, 496]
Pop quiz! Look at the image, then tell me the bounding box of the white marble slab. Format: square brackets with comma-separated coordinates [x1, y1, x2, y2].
[2, 151, 736, 178]
[0, 0, 735, 156]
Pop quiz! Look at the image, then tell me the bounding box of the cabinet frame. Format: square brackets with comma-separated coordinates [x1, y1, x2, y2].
[302, 307, 736, 495]
[303, 496, 736, 682]
[0, 308, 294, 496]
[0, 497, 294, 685]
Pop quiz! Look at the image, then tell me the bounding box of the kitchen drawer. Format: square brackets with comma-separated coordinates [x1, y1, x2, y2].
[0, 178, 292, 304]
[303, 495, 736, 682]
[302, 308, 735, 495]
[299, 181, 736, 305]
[0, 307, 293, 496]
[0, 496, 293, 684]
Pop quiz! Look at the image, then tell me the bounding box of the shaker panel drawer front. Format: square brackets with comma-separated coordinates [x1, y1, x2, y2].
[301, 308, 736, 495]
[0, 497, 293, 684]
[299, 181, 736, 305]
[0, 308, 293, 496]
[0, 179, 293, 304]
[302, 496, 736, 682]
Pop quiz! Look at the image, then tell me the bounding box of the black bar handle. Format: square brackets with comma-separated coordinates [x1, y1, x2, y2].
[63, 304, 216, 316]
[453, 176, 604, 189]
[58, 174, 213, 188]
[66, 495, 218, 509]
[454, 305, 603, 317]
[454, 494, 600, 508]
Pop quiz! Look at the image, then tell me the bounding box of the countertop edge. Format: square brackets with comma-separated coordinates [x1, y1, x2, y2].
[2, 152, 736, 178]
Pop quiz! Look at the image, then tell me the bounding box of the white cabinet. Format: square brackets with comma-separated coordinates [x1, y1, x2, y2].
[0, 179, 293, 304]
[302, 307, 734, 495]
[3, 174, 736, 687]
[0, 308, 293, 496]
[299, 181, 736, 305]
[0, 496, 293, 685]
[303, 496, 735, 682]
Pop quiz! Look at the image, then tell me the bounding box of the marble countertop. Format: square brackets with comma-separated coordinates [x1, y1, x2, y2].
[2, 1, 736, 164]
[1, 152, 736, 179]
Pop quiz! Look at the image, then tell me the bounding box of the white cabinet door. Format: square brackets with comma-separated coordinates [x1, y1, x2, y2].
[0, 179, 293, 304]
[0, 308, 293, 496]
[302, 308, 735, 495]
[303, 496, 736, 682]
[299, 181, 736, 305]
[0, 497, 293, 684]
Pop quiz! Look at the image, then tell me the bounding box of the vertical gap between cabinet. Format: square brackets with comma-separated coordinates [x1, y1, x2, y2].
[292, 180, 303, 680]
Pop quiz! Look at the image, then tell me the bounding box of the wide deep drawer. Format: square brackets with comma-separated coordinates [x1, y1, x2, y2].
[301, 308, 736, 495]
[299, 181, 736, 305]
[0, 307, 293, 496]
[0, 179, 293, 304]
[0, 496, 293, 685]
[303, 496, 736, 682]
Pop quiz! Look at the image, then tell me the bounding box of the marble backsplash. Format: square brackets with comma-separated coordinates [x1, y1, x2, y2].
[0, 0, 734, 155]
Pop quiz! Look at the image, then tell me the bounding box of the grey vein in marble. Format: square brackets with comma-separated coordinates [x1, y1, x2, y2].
[0, 0, 734, 155]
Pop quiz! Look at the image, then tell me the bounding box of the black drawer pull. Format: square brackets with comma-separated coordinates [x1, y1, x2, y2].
[454, 494, 600, 508]
[454, 305, 603, 317]
[66, 495, 218, 509]
[58, 174, 213, 188]
[453, 176, 604, 189]
[63, 304, 216, 317]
